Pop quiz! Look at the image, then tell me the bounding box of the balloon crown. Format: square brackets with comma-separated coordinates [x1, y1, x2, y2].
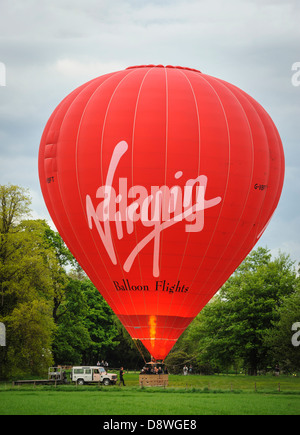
[126, 64, 202, 74]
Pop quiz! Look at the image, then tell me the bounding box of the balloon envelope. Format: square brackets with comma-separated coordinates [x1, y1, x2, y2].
[39, 65, 284, 360]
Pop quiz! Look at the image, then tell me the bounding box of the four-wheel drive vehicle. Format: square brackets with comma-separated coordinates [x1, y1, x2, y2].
[71, 366, 117, 385]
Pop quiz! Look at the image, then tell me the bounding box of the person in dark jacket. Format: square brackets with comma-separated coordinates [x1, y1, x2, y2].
[119, 367, 126, 386]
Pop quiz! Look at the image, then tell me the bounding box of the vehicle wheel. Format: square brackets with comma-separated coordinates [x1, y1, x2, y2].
[77, 379, 84, 386]
[103, 378, 111, 386]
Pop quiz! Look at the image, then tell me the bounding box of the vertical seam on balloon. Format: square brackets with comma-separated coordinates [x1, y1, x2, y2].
[154, 66, 172, 348]
[252, 119, 282, 241]
[73, 71, 138, 330]
[159, 68, 201, 346]
[41, 111, 61, 223]
[42, 93, 81, 259]
[130, 66, 157, 322]
[241, 95, 283, 243]
[52, 93, 96, 260]
[269, 124, 284, 221]
[199, 82, 273, 305]
[175, 69, 201, 281]
[186, 77, 258, 317]
[159, 66, 169, 277]
[166, 71, 232, 337]
[47, 80, 114, 308]
[131, 68, 152, 286]
[176, 74, 232, 318]
[67, 75, 132, 319]
[155, 66, 169, 334]
[100, 71, 143, 292]
[74, 76, 122, 307]
[96, 69, 146, 333]
[237, 92, 271, 244]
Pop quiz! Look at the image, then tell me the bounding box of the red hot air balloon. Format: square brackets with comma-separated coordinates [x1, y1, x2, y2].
[38, 65, 284, 360]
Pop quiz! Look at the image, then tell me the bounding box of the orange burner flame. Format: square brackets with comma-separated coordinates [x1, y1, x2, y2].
[148, 315, 157, 349]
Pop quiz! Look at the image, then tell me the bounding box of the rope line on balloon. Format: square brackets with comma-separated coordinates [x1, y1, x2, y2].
[97, 68, 147, 334]
[159, 71, 213, 350]
[44, 81, 132, 325]
[236, 87, 283, 245]
[185, 75, 268, 317]
[74, 71, 139, 332]
[157, 69, 195, 350]
[133, 339, 147, 365]
[178, 72, 233, 322]
[154, 65, 170, 348]
[130, 66, 157, 323]
[166, 73, 254, 328]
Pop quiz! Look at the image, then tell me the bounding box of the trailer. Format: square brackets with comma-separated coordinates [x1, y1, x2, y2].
[13, 367, 68, 386]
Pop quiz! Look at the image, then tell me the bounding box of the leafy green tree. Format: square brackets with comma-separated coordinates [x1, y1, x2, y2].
[6, 300, 55, 378]
[43, 227, 76, 268]
[80, 280, 120, 364]
[0, 184, 156, 375]
[0, 185, 31, 312]
[264, 284, 300, 372]
[0, 185, 31, 233]
[52, 278, 121, 366]
[177, 248, 298, 375]
[0, 185, 59, 379]
[184, 297, 238, 373]
[42, 227, 77, 325]
[52, 278, 91, 365]
[165, 349, 190, 374]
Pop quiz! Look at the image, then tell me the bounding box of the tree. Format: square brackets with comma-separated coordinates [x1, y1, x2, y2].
[51, 277, 91, 365]
[183, 297, 239, 373]
[264, 284, 300, 372]
[52, 278, 121, 366]
[6, 300, 55, 377]
[0, 184, 155, 375]
[0, 185, 59, 378]
[0, 185, 31, 310]
[80, 280, 120, 364]
[0, 185, 31, 233]
[178, 248, 298, 375]
[42, 226, 77, 324]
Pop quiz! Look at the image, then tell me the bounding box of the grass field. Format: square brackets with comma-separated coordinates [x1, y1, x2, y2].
[1, 373, 300, 415]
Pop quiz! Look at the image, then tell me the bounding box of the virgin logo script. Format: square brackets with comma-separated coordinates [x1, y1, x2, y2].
[86, 141, 222, 277]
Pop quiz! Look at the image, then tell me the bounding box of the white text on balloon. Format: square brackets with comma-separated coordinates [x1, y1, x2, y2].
[86, 141, 222, 277]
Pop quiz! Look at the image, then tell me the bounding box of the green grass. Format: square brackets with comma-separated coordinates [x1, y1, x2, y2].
[1, 374, 300, 415]
[163, 373, 300, 392]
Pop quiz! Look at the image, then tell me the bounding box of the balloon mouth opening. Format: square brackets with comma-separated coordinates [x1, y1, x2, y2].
[126, 64, 202, 74]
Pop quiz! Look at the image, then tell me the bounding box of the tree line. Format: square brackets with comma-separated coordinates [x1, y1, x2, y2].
[165, 248, 300, 375]
[0, 184, 299, 379]
[0, 185, 146, 379]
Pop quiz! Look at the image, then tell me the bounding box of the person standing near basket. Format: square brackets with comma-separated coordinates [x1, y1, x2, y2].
[119, 367, 126, 386]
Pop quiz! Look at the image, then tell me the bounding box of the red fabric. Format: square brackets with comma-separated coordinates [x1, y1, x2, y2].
[39, 65, 284, 360]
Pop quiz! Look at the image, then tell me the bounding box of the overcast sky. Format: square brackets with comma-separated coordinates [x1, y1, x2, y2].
[0, 0, 299, 264]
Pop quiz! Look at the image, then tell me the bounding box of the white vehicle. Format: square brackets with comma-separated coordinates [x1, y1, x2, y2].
[71, 366, 117, 386]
